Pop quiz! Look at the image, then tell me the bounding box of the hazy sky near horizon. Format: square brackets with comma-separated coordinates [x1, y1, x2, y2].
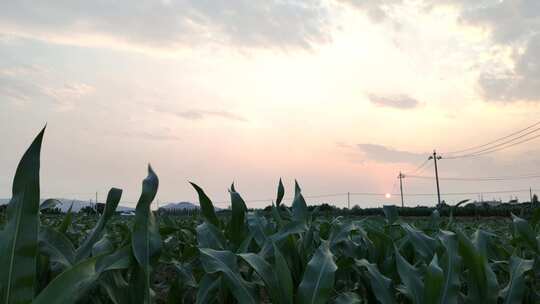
[1, 0, 540, 208]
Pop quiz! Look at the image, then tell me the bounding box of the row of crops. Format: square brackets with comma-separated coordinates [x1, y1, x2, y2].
[1, 129, 540, 303]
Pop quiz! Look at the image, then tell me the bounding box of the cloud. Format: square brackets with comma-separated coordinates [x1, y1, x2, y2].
[338, 0, 403, 22]
[0, 1, 331, 51]
[341, 0, 540, 103]
[478, 34, 540, 102]
[115, 131, 181, 142]
[151, 105, 246, 122]
[173, 109, 247, 121]
[368, 93, 420, 109]
[427, 0, 540, 102]
[0, 64, 94, 110]
[356, 143, 425, 163]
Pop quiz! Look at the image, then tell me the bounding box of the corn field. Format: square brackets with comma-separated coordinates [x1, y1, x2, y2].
[1, 129, 540, 303]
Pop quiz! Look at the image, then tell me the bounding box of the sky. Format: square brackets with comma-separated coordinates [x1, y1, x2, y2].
[1, 0, 540, 208]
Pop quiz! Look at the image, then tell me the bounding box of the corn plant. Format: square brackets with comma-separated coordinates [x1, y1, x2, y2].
[0, 128, 162, 304]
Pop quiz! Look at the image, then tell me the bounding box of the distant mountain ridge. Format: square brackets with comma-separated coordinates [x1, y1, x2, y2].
[160, 201, 199, 210]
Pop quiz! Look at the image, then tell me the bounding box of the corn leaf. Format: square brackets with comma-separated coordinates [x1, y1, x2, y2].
[292, 181, 308, 222]
[190, 182, 219, 227]
[424, 255, 444, 304]
[238, 253, 287, 304]
[199, 248, 258, 304]
[38, 225, 75, 268]
[501, 255, 534, 304]
[297, 242, 337, 304]
[75, 187, 122, 261]
[457, 230, 498, 304]
[437, 230, 461, 304]
[228, 189, 247, 248]
[394, 247, 423, 304]
[0, 127, 45, 304]
[355, 259, 396, 304]
[131, 165, 161, 304]
[276, 178, 285, 207]
[33, 257, 99, 304]
[197, 222, 226, 250]
[196, 274, 221, 304]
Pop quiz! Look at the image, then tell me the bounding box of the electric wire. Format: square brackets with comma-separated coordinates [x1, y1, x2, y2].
[444, 119, 540, 155]
[445, 132, 540, 159]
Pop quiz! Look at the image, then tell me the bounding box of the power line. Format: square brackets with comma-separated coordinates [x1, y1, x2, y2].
[445, 132, 540, 159]
[445, 126, 540, 158]
[444, 119, 540, 155]
[405, 173, 540, 181]
[403, 158, 430, 175]
[399, 188, 539, 197]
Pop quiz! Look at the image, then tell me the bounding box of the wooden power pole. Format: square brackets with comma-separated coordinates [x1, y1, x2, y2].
[398, 172, 405, 208]
[429, 150, 442, 207]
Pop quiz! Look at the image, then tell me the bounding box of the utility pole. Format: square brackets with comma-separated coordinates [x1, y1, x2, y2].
[530, 188, 533, 203]
[398, 172, 405, 208]
[428, 150, 442, 207]
[347, 192, 350, 209]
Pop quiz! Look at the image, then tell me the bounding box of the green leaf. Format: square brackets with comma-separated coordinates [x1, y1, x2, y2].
[131, 165, 161, 304]
[333, 292, 362, 304]
[38, 225, 75, 268]
[297, 242, 337, 304]
[428, 210, 440, 230]
[95, 245, 132, 272]
[394, 247, 423, 304]
[58, 203, 73, 234]
[0, 127, 45, 304]
[270, 220, 308, 243]
[247, 213, 268, 246]
[424, 255, 444, 304]
[457, 230, 498, 304]
[237, 231, 254, 253]
[437, 230, 461, 304]
[531, 207, 540, 228]
[228, 189, 247, 248]
[75, 187, 122, 261]
[197, 222, 226, 250]
[355, 259, 395, 304]
[276, 178, 285, 207]
[199, 248, 257, 304]
[271, 204, 284, 228]
[33, 257, 99, 304]
[238, 253, 287, 304]
[196, 274, 221, 304]
[329, 221, 358, 248]
[383, 205, 398, 225]
[501, 255, 534, 304]
[273, 242, 293, 304]
[400, 223, 436, 261]
[190, 182, 219, 227]
[292, 181, 309, 222]
[511, 213, 539, 253]
[92, 235, 114, 256]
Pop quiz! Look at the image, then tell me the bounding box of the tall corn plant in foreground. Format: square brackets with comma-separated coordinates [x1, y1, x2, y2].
[0, 128, 162, 304]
